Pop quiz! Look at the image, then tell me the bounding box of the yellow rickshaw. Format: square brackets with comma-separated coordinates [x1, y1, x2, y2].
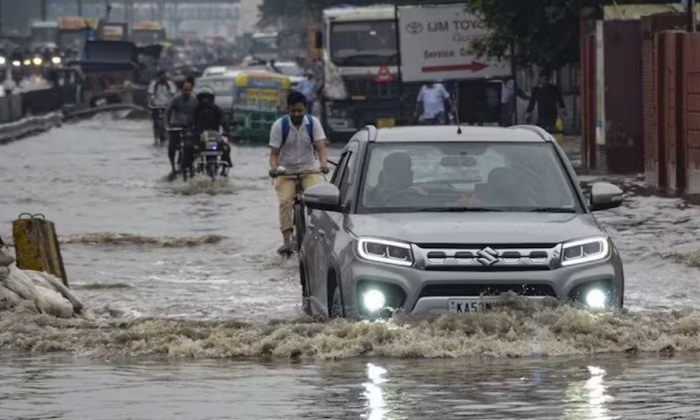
[230, 70, 291, 143]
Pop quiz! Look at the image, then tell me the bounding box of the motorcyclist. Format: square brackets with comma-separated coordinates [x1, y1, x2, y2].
[147, 70, 176, 142]
[164, 80, 197, 178]
[183, 86, 233, 177]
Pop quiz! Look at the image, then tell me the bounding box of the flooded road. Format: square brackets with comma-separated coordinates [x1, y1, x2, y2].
[2, 116, 700, 418]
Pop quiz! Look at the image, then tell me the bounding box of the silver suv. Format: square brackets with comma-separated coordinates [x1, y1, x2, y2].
[299, 125, 625, 319]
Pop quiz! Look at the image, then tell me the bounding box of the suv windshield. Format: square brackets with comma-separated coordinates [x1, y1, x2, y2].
[359, 142, 580, 213]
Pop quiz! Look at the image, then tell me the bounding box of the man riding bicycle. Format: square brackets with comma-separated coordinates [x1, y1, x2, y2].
[164, 80, 197, 178]
[148, 71, 176, 143]
[269, 91, 330, 257]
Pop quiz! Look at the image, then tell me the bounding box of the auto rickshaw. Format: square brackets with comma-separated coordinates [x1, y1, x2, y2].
[230, 70, 291, 143]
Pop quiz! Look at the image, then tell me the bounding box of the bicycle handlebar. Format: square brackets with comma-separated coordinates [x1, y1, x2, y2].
[270, 168, 323, 178]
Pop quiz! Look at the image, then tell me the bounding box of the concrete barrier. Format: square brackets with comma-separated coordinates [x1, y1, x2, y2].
[0, 112, 63, 145]
[12, 214, 68, 287]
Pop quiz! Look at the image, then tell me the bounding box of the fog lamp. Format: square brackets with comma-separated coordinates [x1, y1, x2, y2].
[362, 289, 386, 312]
[585, 289, 607, 309]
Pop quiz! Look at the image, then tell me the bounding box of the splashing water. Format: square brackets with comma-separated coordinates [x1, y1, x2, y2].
[61, 233, 228, 247]
[2, 298, 700, 361]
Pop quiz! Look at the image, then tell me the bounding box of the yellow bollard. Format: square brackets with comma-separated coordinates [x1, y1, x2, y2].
[555, 117, 564, 145]
[12, 213, 68, 286]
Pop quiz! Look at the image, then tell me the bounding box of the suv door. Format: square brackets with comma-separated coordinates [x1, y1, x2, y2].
[305, 149, 351, 303]
[311, 141, 359, 308]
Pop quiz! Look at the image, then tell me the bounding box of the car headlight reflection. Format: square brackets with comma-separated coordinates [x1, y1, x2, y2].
[561, 237, 610, 267]
[357, 238, 413, 267]
[585, 289, 607, 309]
[362, 289, 386, 312]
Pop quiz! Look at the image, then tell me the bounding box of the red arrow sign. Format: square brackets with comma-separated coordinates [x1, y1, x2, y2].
[375, 64, 396, 83]
[422, 62, 489, 73]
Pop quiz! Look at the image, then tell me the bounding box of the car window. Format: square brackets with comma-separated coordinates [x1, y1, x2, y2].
[331, 152, 350, 186]
[360, 142, 579, 213]
[339, 152, 354, 198]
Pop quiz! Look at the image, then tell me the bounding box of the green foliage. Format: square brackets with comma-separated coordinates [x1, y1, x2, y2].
[464, 0, 596, 72]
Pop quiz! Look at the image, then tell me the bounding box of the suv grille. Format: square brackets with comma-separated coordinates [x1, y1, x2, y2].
[415, 244, 559, 272]
[419, 283, 557, 298]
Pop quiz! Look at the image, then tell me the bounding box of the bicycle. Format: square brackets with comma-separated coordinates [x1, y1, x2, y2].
[150, 106, 167, 146]
[271, 167, 324, 254]
[166, 127, 188, 179]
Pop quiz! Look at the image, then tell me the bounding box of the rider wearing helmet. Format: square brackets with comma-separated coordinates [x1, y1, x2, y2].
[181, 87, 232, 176]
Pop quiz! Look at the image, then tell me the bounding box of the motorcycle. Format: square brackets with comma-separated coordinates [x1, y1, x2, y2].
[193, 131, 232, 180]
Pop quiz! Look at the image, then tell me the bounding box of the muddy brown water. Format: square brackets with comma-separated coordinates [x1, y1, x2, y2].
[1, 115, 700, 419]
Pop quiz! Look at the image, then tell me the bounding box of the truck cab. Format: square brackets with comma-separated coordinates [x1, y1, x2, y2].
[318, 6, 410, 142]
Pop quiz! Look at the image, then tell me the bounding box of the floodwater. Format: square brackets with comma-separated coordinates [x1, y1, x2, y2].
[1, 115, 700, 419]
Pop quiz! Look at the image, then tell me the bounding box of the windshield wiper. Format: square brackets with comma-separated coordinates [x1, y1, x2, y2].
[416, 207, 504, 213]
[529, 207, 576, 213]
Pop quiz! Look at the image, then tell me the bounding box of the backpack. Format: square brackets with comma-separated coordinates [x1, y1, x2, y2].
[155, 80, 173, 95]
[281, 114, 314, 147]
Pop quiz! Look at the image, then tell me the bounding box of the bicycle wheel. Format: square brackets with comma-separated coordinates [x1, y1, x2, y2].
[293, 201, 306, 251]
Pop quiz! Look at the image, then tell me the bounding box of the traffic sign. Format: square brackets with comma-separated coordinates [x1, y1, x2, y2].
[375, 64, 396, 83]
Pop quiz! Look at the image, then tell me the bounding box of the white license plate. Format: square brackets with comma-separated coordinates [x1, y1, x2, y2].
[448, 299, 496, 313]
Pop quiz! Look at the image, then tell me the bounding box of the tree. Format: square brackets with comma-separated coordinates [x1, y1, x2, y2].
[465, 0, 675, 72]
[465, 0, 595, 72]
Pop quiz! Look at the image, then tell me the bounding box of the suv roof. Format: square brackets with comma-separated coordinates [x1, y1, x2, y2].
[367, 125, 553, 144]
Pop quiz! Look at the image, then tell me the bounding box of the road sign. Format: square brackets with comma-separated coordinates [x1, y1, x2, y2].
[397, 3, 511, 82]
[375, 64, 396, 83]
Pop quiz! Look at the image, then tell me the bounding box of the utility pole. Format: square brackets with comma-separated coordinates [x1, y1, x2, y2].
[41, 0, 47, 21]
[77, 0, 83, 17]
[686, 0, 696, 32]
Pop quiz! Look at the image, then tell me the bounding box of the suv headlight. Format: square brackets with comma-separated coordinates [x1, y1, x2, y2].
[357, 238, 413, 267]
[561, 237, 610, 267]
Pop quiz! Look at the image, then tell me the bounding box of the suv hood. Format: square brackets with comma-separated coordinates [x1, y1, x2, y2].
[347, 213, 605, 245]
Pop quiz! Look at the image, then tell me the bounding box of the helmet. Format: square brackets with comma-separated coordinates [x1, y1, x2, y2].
[196, 86, 215, 102]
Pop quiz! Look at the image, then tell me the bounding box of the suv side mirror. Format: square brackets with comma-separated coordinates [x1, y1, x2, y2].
[589, 182, 624, 211]
[303, 183, 341, 212]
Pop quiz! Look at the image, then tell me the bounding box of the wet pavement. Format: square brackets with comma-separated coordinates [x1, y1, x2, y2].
[1, 116, 700, 419]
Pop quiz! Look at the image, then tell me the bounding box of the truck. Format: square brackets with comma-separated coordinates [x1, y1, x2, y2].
[132, 21, 167, 45]
[29, 21, 59, 51]
[250, 31, 279, 62]
[316, 5, 422, 142]
[58, 17, 100, 52]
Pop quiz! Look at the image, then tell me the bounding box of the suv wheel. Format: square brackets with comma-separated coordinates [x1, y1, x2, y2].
[330, 286, 344, 318]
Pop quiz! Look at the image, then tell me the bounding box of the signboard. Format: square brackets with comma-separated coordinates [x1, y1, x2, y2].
[397, 4, 511, 82]
[59, 17, 99, 30]
[102, 24, 125, 40]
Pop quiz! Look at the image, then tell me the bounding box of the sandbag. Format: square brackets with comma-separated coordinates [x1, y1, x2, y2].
[12, 214, 68, 286]
[0, 284, 22, 310]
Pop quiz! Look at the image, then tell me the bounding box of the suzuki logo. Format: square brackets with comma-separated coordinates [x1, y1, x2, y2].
[477, 247, 499, 266]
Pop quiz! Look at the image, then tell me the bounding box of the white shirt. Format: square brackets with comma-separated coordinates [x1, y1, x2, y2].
[417, 83, 450, 119]
[148, 80, 177, 107]
[269, 115, 326, 172]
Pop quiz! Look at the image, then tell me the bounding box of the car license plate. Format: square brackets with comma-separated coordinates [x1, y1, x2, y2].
[201, 151, 221, 156]
[448, 299, 495, 313]
[376, 118, 395, 128]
